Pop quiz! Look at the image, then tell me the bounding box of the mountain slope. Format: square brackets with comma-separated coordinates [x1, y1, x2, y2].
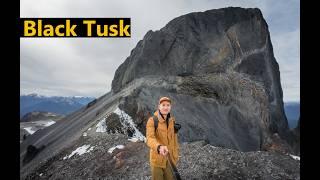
[23, 135, 300, 179]
[111, 6, 291, 150]
[20, 112, 65, 143]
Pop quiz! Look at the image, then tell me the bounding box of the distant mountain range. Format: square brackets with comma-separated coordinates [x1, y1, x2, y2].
[284, 102, 300, 129]
[20, 93, 95, 118]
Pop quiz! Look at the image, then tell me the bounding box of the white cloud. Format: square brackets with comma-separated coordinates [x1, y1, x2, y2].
[20, 0, 300, 102]
[271, 28, 300, 102]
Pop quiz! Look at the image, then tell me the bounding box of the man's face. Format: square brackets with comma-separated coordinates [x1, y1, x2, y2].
[158, 101, 171, 115]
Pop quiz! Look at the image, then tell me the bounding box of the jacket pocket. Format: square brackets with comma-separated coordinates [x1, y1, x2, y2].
[151, 149, 163, 164]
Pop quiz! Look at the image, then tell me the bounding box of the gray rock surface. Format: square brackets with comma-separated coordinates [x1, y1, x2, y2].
[111, 7, 291, 151]
[23, 133, 299, 180]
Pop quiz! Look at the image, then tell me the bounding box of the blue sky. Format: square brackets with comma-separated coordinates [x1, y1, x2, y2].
[20, 0, 300, 102]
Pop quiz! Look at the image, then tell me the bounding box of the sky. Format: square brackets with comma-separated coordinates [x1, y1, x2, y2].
[20, 0, 300, 102]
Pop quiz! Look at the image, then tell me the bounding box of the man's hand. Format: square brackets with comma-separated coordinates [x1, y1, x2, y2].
[159, 145, 168, 156]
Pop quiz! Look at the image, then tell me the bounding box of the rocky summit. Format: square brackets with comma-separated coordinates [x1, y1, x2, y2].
[20, 7, 300, 179]
[24, 133, 299, 180]
[111, 6, 293, 152]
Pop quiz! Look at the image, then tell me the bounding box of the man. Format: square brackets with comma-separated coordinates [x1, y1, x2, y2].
[146, 96, 180, 180]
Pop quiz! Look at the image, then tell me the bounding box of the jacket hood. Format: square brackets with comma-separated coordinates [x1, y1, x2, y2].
[153, 109, 173, 122]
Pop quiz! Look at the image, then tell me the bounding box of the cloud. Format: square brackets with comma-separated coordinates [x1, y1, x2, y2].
[20, 38, 117, 96]
[271, 28, 300, 102]
[20, 0, 300, 102]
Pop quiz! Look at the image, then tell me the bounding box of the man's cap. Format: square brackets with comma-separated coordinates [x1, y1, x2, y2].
[159, 96, 171, 104]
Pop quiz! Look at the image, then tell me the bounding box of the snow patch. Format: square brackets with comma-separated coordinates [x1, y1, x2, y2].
[83, 132, 87, 137]
[63, 145, 95, 160]
[24, 127, 36, 134]
[289, 154, 300, 161]
[108, 145, 125, 154]
[113, 107, 146, 142]
[96, 118, 107, 132]
[44, 120, 56, 127]
[34, 120, 56, 127]
[128, 137, 139, 142]
[47, 112, 56, 116]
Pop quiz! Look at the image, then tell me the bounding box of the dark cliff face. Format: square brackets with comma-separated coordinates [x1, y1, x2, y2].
[113, 7, 270, 95]
[111, 7, 290, 151]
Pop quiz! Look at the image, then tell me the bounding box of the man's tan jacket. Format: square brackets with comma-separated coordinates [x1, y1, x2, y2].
[146, 110, 179, 168]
